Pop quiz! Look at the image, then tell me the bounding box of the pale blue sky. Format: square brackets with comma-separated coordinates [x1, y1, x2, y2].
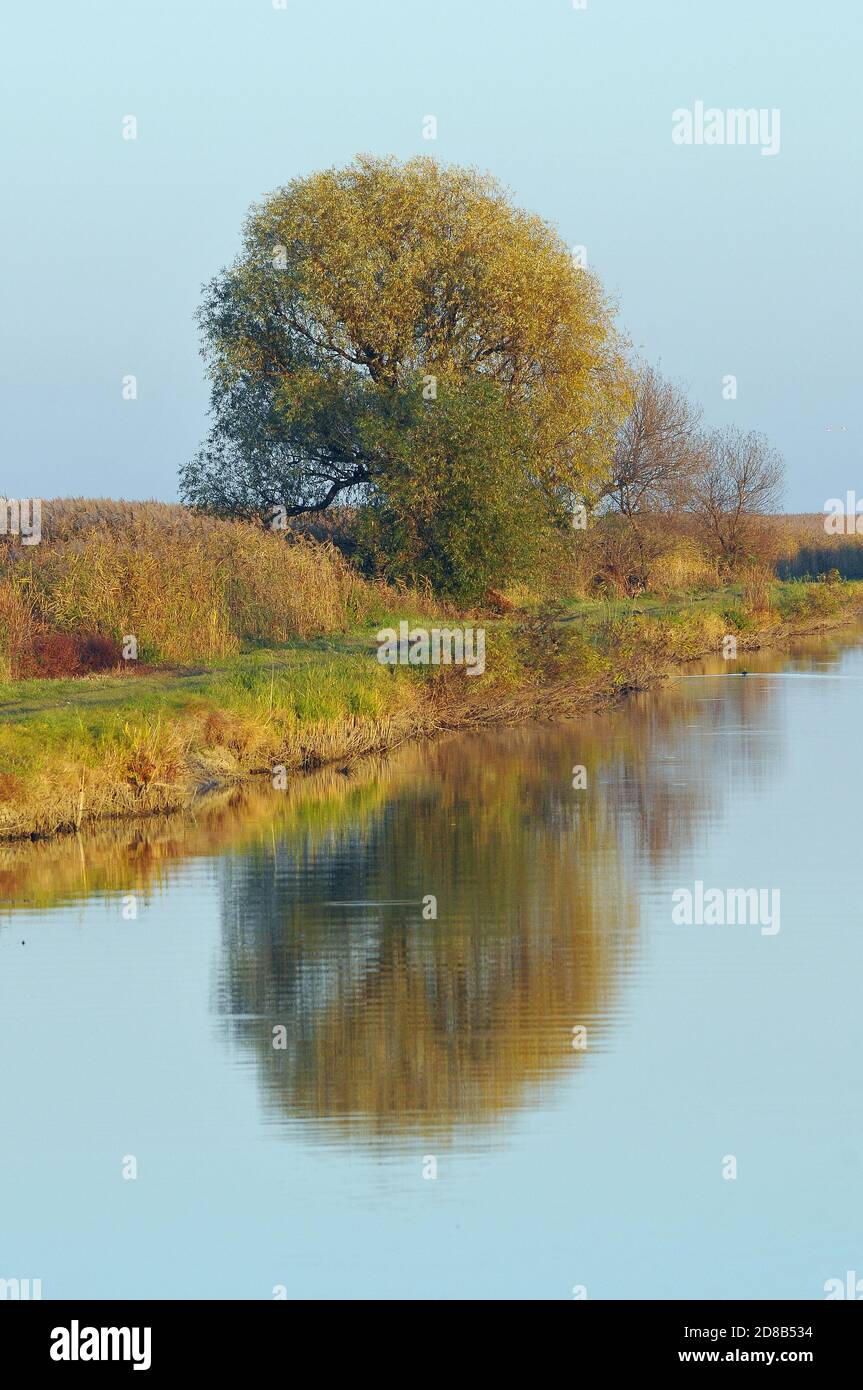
[1, 0, 859, 510]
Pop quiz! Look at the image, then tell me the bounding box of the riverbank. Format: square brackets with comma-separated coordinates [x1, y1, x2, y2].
[0, 579, 860, 842]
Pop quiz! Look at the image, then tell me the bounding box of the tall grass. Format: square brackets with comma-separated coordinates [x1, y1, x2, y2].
[647, 539, 720, 594]
[740, 566, 774, 618]
[1, 504, 436, 672]
[32, 524, 362, 661]
[0, 579, 35, 681]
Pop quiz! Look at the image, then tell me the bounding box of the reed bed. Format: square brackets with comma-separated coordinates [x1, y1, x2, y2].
[0, 500, 440, 674]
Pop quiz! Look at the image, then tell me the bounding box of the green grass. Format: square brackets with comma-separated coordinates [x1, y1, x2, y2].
[0, 582, 856, 741]
[1, 581, 861, 840]
[551, 585, 739, 622]
[0, 628, 402, 723]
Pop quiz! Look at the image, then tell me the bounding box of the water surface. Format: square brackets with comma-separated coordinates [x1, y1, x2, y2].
[2, 627, 862, 1299]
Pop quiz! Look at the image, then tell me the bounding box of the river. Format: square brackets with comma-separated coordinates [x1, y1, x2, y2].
[1, 624, 861, 1299]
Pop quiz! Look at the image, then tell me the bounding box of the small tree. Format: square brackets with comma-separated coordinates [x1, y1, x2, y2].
[603, 363, 702, 518]
[598, 364, 703, 589]
[689, 426, 784, 569]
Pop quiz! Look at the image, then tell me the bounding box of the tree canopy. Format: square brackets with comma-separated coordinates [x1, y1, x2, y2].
[181, 155, 633, 534]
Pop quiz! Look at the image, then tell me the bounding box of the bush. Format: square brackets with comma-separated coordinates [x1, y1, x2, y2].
[21, 632, 122, 679]
[511, 614, 609, 683]
[575, 517, 711, 598]
[721, 604, 754, 632]
[776, 579, 847, 621]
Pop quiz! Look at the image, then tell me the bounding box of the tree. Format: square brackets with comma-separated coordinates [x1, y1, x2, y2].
[689, 426, 784, 568]
[602, 363, 702, 518]
[180, 155, 632, 530]
[595, 363, 703, 590]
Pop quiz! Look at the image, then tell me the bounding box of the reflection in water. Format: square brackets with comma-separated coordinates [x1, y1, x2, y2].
[216, 732, 638, 1139]
[0, 627, 858, 1147]
[212, 660, 793, 1140]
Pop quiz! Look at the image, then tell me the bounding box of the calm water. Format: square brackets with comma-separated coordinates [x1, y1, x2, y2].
[2, 627, 862, 1300]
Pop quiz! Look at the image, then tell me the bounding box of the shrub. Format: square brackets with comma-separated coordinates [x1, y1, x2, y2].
[20, 631, 123, 679]
[776, 579, 847, 621]
[720, 604, 754, 632]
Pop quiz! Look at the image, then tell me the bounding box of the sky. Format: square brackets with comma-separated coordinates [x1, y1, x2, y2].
[1, 0, 860, 511]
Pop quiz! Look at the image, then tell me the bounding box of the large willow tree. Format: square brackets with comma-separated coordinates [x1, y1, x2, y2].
[181, 156, 632, 592]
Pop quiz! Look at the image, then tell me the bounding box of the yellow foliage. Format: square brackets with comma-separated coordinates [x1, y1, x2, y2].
[235, 155, 633, 497]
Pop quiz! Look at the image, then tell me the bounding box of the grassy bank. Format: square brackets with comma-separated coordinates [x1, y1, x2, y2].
[1, 573, 860, 842]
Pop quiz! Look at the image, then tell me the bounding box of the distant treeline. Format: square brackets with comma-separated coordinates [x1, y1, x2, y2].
[776, 542, 863, 581]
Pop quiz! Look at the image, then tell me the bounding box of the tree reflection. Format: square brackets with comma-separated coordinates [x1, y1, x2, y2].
[217, 732, 637, 1139]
